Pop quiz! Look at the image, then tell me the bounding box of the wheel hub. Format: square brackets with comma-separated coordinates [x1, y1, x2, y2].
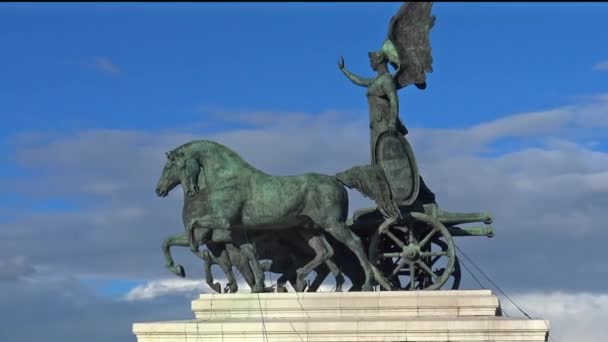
[402, 244, 420, 262]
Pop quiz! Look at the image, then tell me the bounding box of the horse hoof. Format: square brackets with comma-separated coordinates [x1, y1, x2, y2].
[170, 265, 186, 278]
[230, 284, 239, 293]
[191, 245, 203, 255]
[295, 279, 306, 292]
[211, 282, 221, 293]
[336, 275, 345, 292]
[251, 285, 265, 293]
[361, 283, 373, 292]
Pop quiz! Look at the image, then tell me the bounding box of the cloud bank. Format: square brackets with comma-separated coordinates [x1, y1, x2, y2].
[2, 94, 608, 341]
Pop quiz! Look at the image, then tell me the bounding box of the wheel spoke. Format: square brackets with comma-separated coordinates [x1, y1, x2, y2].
[394, 226, 409, 234]
[385, 231, 405, 248]
[382, 252, 401, 258]
[409, 262, 416, 290]
[391, 258, 408, 278]
[417, 261, 438, 280]
[409, 227, 415, 244]
[418, 228, 438, 248]
[421, 251, 447, 258]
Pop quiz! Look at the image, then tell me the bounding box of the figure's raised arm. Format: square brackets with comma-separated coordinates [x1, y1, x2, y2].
[338, 56, 373, 87]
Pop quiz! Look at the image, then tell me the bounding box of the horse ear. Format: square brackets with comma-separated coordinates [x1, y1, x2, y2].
[165, 151, 170, 158]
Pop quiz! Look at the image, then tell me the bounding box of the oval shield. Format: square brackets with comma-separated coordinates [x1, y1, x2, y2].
[374, 132, 420, 206]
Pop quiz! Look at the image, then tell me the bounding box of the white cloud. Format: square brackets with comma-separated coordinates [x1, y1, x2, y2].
[0, 273, 195, 342]
[93, 56, 121, 75]
[504, 292, 608, 342]
[593, 60, 608, 72]
[0, 256, 35, 281]
[123, 278, 205, 301]
[122, 273, 345, 302]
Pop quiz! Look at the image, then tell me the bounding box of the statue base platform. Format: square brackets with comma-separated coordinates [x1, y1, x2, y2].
[132, 289, 549, 341]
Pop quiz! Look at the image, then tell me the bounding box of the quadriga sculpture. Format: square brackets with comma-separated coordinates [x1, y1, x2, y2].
[155, 2, 496, 293]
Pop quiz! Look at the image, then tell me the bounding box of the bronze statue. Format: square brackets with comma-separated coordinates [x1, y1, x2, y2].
[155, 2, 496, 293]
[156, 140, 392, 292]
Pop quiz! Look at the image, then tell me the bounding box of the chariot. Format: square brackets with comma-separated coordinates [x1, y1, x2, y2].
[347, 203, 494, 291]
[345, 134, 495, 291]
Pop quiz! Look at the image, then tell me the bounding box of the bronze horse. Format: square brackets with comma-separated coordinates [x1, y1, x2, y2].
[155, 140, 376, 292]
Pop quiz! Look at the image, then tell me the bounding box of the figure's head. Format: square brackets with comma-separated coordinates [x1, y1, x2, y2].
[368, 51, 388, 71]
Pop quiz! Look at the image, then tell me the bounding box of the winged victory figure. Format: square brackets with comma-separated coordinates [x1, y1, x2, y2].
[336, 2, 438, 233]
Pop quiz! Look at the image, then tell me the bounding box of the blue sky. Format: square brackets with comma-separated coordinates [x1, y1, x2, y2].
[2, 2, 607, 204]
[2, 2, 607, 135]
[1, 3, 608, 341]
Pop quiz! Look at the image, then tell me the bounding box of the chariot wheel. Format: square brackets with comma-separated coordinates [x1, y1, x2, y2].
[419, 237, 461, 290]
[369, 212, 456, 290]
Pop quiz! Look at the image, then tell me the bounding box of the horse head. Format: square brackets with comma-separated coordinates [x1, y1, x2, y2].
[176, 152, 203, 196]
[155, 150, 185, 197]
[155, 149, 202, 198]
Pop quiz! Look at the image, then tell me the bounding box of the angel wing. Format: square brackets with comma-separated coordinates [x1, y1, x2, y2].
[383, 2, 435, 90]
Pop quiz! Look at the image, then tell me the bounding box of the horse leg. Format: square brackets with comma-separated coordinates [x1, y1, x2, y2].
[200, 249, 222, 293]
[239, 243, 267, 293]
[207, 243, 239, 293]
[187, 229, 222, 292]
[315, 260, 344, 292]
[294, 234, 333, 292]
[319, 235, 344, 292]
[306, 247, 344, 292]
[267, 258, 290, 292]
[227, 240, 275, 293]
[307, 263, 329, 292]
[186, 215, 230, 259]
[162, 228, 211, 278]
[162, 233, 189, 277]
[276, 274, 289, 293]
[272, 257, 298, 293]
[226, 243, 257, 292]
[324, 222, 391, 291]
[345, 261, 366, 292]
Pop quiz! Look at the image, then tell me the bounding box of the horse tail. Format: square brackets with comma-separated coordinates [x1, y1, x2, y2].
[335, 165, 400, 219]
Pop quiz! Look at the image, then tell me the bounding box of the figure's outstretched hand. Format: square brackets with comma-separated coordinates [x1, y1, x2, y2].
[337, 56, 345, 70]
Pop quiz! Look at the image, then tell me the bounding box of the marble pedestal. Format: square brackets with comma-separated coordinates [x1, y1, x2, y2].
[132, 289, 549, 341]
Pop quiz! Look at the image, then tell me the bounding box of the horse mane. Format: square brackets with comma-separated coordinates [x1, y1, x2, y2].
[170, 139, 262, 174]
